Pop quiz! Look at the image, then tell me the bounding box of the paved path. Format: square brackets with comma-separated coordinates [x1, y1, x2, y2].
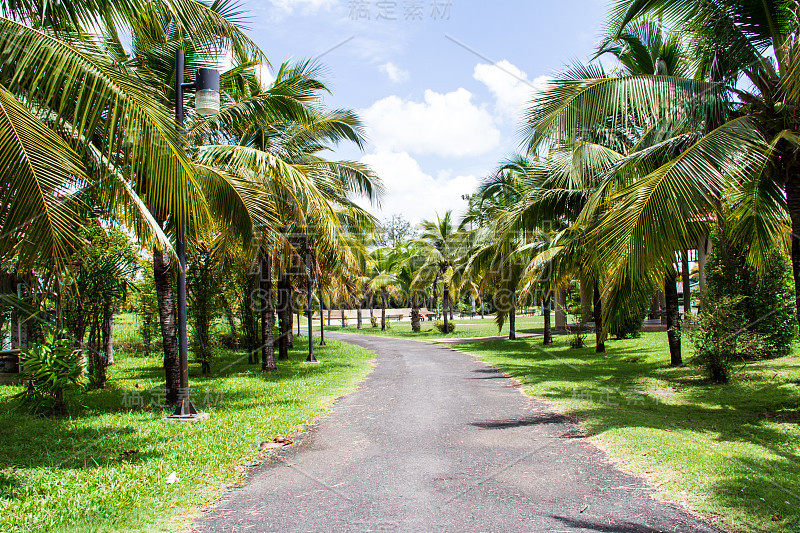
[195, 333, 717, 533]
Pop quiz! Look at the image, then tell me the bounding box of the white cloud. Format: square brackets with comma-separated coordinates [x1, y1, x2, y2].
[360, 89, 501, 157]
[218, 51, 275, 89]
[255, 64, 275, 88]
[378, 62, 410, 83]
[361, 151, 478, 223]
[473, 60, 550, 123]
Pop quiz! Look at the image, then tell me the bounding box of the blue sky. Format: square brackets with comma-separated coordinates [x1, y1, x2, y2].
[239, 0, 612, 222]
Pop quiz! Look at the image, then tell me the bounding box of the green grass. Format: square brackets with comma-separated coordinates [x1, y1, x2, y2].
[323, 314, 545, 340]
[451, 333, 800, 533]
[0, 332, 375, 532]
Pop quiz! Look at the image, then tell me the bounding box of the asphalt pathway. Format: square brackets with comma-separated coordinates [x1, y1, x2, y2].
[195, 333, 718, 533]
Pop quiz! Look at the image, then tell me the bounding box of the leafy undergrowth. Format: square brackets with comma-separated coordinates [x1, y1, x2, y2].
[0, 340, 375, 533]
[457, 333, 800, 533]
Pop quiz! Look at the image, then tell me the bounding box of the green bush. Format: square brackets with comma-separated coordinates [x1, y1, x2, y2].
[689, 296, 764, 383]
[15, 329, 85, 415]
[434, 321, 456, 333]
[370, 316, 378, 328]
[705, 227, 795, 359]
[610, 302, 648, 339]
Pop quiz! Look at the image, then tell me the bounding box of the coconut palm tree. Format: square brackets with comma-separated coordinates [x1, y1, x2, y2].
[463, 166, 530, 340]
[412, 211, 468, 334]
[499, 136, 628, 353]
[527, 2, 794, 344]
[0, 1, 288, 402]
[197, 58, 383, 361]
[366, 248, 402, 331]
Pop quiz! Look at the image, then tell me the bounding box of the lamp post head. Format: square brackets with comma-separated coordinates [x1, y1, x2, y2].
[194, 68, 220, 116]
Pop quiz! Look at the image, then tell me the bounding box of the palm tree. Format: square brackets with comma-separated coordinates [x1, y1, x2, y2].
[518, 16, 772, 362]
[0, 1, 286, 402]
[463, 168, 530, 340]
[366, 248, 402, 331]
[413, 211, 467, 334]
[526, 2, 793, 350]
[499, 140, 627, 353]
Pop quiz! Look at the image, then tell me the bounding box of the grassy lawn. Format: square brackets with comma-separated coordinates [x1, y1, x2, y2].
[323, 314, 545, 340]
[453, 333, 800, 533]
[0, 321, 375, 533]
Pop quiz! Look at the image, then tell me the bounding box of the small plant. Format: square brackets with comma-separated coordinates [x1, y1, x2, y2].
[569, 328, 586, 349]
[567, 310, 587, 349]
[370, 316, 378, 328]
[15, 329, 85, 415]
[434, 321, 456, 333]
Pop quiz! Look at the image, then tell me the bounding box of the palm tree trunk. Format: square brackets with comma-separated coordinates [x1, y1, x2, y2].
[665, 270, 682, 366]
[104, 306, 114, 366]
[277, 269, 290, 361]
[411, 293, 421, 333]
[509, 292, 516, 340]
[593, 281, 605, 353]
[369, 292, 374, 319]
[260, 251, 276, 372]
[681, 251, 692, 316]
[277, 265, 292, 361]
[153, 246, 180, 405]
[341, 305, 346, 327]
[357, 303, 363, 329]
[442, 289, 449, 333]
[318, 288, 326, 346]
[381, 287, 387, 331]
[543, 293, 553, 345]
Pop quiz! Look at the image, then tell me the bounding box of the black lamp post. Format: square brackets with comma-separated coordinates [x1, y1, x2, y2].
[168, 49, 220, 420]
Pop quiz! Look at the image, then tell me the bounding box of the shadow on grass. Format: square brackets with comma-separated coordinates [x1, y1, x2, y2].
[707, 454, 800, 527]
[0, 423, 148, 471]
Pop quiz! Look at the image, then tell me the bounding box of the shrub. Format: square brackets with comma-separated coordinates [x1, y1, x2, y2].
[15, 330, 85, 415]
[704, 226, 795, 358]
[370, 316, 378, 328]
[689, 296, 764, 383]
[135, 263, 160, 357]
[610, 302, 648, 339]
[569, 329, 586, 349]
[434, 321, 456, 333]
